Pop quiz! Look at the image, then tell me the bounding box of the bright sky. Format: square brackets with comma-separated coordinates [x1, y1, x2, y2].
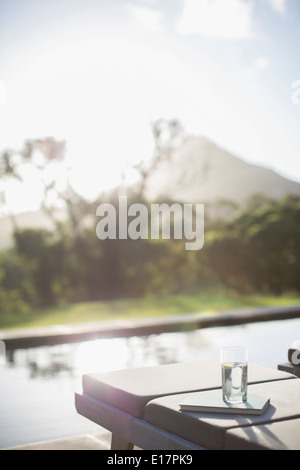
[0, 0, 299, 212]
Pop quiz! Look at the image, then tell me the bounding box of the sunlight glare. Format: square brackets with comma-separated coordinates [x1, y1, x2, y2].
[0, 81, 6, 105]
[4, 165, 44, 213]
[74, 338, 131, 375]
[2, 28, 217, 207]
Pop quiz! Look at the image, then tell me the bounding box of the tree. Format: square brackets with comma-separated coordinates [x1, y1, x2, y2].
[133, 119, 185, 199]
[204, 195, 300, 294]
[0, 148, 23, 227]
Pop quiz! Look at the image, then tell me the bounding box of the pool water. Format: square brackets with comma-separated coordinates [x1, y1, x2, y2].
[0, 317, 299, 449]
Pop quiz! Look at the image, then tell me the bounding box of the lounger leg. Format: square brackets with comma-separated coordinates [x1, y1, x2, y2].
[111, 434, 134, 450]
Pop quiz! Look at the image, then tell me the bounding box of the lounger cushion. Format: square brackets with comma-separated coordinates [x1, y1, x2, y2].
[225, 418, 300, 450]
[82, 361, 294, 418]
[143, 379, 300, 449]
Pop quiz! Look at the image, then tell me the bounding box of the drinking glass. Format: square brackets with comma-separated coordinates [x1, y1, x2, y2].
[221, 346, 248, 404]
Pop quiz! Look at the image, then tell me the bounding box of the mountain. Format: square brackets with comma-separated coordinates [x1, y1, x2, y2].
[0, 210, 64, 251]
[144, 136, 300, 206]
[1, 135, 299, 250]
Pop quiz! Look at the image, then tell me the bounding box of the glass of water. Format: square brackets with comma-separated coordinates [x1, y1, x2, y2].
[221, 346, 248, 404]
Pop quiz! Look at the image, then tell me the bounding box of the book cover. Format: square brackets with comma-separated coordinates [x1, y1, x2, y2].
[179, 390, 270, 415]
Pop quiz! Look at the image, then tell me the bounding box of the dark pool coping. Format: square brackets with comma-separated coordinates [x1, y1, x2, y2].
[0, 304, 300, 352]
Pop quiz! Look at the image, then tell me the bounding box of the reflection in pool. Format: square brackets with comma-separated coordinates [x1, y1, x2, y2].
[0, 317, 299, 449]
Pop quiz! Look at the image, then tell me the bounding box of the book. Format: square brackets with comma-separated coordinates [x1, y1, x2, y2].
[179, 390, 270, 415]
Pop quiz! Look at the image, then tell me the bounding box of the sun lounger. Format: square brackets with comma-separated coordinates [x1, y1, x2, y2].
[75, 360, 299, 450]
[278, 344, 300, 378]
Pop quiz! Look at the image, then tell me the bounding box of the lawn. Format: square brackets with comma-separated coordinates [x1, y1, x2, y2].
[1, 290, 300, 330]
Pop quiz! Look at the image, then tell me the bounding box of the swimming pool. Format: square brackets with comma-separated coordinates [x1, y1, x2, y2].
[0, 317, 299, 449]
